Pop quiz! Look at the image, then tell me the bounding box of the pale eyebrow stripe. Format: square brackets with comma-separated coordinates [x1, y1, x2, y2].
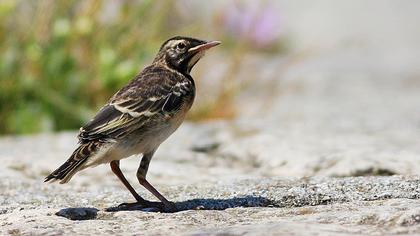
[166, 40, 185, 48]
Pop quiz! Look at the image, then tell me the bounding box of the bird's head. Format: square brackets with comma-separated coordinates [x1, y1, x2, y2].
[154, 36, 220, 74]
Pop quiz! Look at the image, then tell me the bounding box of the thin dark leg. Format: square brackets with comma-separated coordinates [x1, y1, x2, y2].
[110, 160, 146, 203]
[137, 176, 174, 210]
[137, 152, 176, 211]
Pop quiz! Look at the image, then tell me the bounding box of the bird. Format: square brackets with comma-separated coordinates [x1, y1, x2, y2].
[45, 36, 220, 212]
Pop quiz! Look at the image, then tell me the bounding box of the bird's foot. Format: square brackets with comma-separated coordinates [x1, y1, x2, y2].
[137, 199, 177, 212]
[105, 201, 162, 212]
[105, 200, 177, 213]
[161, 201, 177, 213]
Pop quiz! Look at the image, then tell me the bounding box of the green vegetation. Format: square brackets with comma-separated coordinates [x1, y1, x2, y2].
[0, 0, 286, 134]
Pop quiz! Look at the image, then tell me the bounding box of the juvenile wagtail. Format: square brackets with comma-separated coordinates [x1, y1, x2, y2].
[45, 36, 220, 212]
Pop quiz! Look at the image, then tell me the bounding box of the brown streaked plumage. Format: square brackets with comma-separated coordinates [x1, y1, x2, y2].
[45, 36, 220, 212]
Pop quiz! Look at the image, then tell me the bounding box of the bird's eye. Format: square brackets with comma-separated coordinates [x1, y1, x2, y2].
[177, 42, 186, 50]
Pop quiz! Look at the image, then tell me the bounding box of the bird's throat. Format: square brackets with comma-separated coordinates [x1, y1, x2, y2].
[187, 51, 205, 73]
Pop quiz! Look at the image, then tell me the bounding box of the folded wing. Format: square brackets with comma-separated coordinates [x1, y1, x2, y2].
[78, 70, 193, 143]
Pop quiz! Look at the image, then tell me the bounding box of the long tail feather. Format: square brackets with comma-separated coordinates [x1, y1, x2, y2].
[45, 142, 100, 184]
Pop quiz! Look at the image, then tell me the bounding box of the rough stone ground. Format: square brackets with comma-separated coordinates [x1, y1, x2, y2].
[1, 165, 420, 235]
[2, 1, 420, 235]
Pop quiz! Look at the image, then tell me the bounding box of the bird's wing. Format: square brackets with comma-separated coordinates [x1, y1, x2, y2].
[78, 72, 192, 143]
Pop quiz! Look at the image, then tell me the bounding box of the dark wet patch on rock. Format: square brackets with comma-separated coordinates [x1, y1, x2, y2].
[351, 167, 397, 177]
[56, 207, 99, 220]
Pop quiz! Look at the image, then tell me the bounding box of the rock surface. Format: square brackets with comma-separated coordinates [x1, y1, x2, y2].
[1, 171, 420, 235]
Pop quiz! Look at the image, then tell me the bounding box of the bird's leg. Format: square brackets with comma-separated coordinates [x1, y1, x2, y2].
[109, 160, 168, 212]
[137, 152, 177, 212]
[110, 160, 147, 204]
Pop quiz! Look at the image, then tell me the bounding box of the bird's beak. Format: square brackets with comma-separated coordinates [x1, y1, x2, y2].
[188, 41, 221, 53]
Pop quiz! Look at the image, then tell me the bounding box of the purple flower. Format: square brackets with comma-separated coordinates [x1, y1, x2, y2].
[223, 2, 284, 48]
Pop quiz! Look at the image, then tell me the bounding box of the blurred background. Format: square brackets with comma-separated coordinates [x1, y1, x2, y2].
[0, 0, 289, 134]
[1, 0, 419, 134]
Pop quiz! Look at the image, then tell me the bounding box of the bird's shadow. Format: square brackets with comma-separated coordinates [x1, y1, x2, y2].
[105, 195, 275, 213]
[56, 196, 276, 220]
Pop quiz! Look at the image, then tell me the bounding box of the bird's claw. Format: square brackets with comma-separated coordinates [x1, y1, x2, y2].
[106, 201, 177, 213]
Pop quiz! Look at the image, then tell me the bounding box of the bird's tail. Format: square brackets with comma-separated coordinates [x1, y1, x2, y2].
[44, 142, 101, 184]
